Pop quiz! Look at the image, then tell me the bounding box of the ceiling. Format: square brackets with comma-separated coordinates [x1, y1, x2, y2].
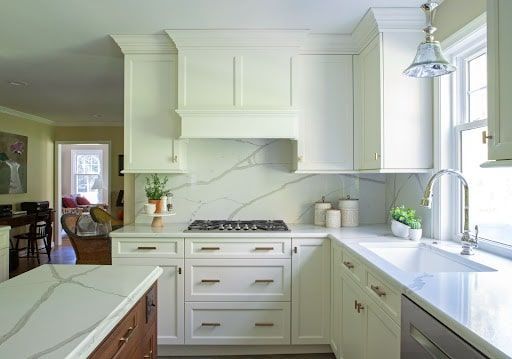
[0, 0, 425, 125]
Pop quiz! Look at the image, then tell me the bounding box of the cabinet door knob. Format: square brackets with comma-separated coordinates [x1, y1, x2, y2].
[297, 155, 303, 162]
[357, 303, 365, 313]
[172, 154, 178, 162]
[293, 246, 298, 254]
[178, 267, 182, 275]
[373, 152, 381, 161]
[482, 130, 493, 144]
[354, 300, 358, 310]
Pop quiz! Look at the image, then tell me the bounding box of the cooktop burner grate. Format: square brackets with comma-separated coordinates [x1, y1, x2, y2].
[185, 220, 290, 232]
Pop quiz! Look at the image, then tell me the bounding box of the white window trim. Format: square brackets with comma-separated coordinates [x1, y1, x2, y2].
[71, 149, 103, 200]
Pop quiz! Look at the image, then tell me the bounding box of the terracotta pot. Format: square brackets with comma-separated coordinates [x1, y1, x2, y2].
[148, 199, 163, 213]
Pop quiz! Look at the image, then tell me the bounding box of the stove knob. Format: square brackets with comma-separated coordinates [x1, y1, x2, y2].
[226, 224, 233, 230]
[219, 224, 225, 230]
[251, 224, 258, 230]
[243, 224, 249, 230]
[235, 223, 241, 230]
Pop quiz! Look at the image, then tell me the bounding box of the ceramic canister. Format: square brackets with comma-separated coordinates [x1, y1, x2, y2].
[326, 209, 341, 228]
[338, 197, 359, 227]
[314, 200, 332, 226]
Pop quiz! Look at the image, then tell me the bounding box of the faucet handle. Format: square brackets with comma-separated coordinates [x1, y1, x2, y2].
[473, 225, 479, 248]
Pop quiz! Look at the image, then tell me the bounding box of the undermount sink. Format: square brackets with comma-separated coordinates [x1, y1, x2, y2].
[360, 242, 496, 273]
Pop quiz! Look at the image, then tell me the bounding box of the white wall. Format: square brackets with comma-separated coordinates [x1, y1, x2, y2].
[134, 139, 388, 224]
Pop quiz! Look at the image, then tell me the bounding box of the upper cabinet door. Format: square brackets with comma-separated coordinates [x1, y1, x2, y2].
[487, 0, 512, 160]
[356, 35, 383, 170]
[295, 55, 354, 172]
[124, 54, 186, 173]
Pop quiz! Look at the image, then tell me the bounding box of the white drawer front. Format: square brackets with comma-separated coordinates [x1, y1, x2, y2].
[112, 237, 184, 258]
[185, 238, 291, 258]
[186, 259, 291, 301]
[185, 302, 291, 345]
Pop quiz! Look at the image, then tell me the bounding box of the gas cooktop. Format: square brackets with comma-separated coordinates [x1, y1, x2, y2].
[185, 220, 290, 232]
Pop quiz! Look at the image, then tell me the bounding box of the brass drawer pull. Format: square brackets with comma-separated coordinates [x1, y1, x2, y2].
[371, 284, 387, 297]
[255, 322, 274, 327]
[255, 247, 274, 251]
[119, 326, 136, 343]
[201, 322, 221, 327]
[254, 279, 274, 283]
[138, 246, 157, 250]
[201, 246, 220, 250]
[357, 303, 365, 313]
[482, 130, 493, 144]
[201, 279, 220, 283]
[354, 300, 358, 310]
[343, 261, 355, 269]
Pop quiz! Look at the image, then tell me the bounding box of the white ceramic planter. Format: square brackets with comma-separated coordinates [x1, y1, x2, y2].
[409, 228, 422, 241]
[391, 219, 410, 239]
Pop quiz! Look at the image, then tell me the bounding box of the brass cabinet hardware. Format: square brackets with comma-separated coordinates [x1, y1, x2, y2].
[374, 152, 381, 160]
[254, 279, 274, 283]
[201, 247, 220, 250]
[119, 326, 136, 343]
[255, 247, 274, 250]
[255, 322, 274, 327]
[371, 284, 386, 297]
[357, 303, 365, 313]
[201, 279, 220, 283]
[297, 155, 303, 162]
[137, 246, 157, 250]
[201, 322, 221, 327]
[354, 300, 358, 310]
[482, 130, 493, 144]
[293, 246, 298, 254]
[343, 261, 355, 269]
[178, 267, 182, 275]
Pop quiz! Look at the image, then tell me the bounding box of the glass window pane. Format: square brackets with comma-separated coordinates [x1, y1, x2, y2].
[469, 88, 487, 121]
[461, 127, 512, 244]
[468, 53, 487, 91]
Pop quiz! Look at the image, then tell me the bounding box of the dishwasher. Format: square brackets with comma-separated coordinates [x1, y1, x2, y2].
[401, 295, 489, 358]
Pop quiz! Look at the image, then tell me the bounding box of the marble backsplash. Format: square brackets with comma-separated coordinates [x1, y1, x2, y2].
[134, 139, 388, 224]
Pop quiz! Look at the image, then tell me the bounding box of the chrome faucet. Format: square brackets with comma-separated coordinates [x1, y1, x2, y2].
[420, 169, 478, 255]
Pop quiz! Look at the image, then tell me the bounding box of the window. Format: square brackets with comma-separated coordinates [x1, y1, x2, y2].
[452, 32, 512, 246]
[72, 150, 103, 203]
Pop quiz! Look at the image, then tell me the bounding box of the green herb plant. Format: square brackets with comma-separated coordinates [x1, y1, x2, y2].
[144, 174, 170, 200]
[390, 205, 421, 228]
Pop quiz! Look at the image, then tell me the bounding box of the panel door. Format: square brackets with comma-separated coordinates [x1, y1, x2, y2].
[330, 243, 343, 358]
[124, 54, 186, 172]
[356, 35, 383, 170]
[0, 249, 8, 283]
[113, 257, 185, 345]
[365, 297, 400, 359]
[291, 238, 330, 344]
[296, 55, 354, 172]
[341, 276, 364, 359]
[488, 0, 512, 160]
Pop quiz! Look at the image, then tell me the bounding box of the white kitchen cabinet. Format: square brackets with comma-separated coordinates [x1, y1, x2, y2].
[354, 33, 432, 172]
[291, 238, 330, 344]
[0, 227, 9, 283]
[365, 298, 400, 359]
[485, 0, 512, 162]
[294, 55, 354, 173]
[341, 275, 365, 359]
[330, 242, 343, 358]
[123, 54, 187, 173]
[113, 257, 185, 345]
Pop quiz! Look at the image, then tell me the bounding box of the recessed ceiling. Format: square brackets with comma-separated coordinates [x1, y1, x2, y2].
[0, 0, 424, 125]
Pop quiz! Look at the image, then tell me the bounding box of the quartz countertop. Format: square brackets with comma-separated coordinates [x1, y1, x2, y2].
[0, 264, 162, 359]
[111, 223, 512, 358]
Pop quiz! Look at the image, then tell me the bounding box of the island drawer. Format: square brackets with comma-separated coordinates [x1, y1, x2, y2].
[366, 271, 401, 323]
[341, 250, 365, 285]
[185, 302, 290, 345]
[185, 259, 291, 301]
[185, 238, 291, 258]
[112, 237, 184, 258]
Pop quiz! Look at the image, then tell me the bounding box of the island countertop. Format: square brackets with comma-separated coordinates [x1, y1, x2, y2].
[0, 264, 162, 359]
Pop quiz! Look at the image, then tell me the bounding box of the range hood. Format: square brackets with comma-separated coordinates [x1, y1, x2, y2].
[166, 30, 308, 139]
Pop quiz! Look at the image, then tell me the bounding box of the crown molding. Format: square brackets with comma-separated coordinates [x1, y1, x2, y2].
[166, 29, 309, 51]
[111, 34, 177, 54]
[54, 121, 124, 127]
[0, 106, 54, 125]
[353, 7, 424, 52]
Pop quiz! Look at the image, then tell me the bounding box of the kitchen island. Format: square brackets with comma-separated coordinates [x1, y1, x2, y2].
[0, 264, 162, 359]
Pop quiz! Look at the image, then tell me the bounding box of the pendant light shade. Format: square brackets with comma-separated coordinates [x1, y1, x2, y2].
[404, 1, 455, 78]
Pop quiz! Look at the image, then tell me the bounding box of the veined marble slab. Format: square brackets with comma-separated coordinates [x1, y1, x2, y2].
[0, 264, 162, 359]
[111, 223, 512, 358]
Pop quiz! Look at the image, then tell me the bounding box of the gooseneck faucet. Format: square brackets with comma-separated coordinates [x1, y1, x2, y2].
[420, 169, 478, 255]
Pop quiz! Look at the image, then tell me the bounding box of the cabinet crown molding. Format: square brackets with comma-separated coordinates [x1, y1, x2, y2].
[165, 29, 309, 51]
[111, 34, 177, 54]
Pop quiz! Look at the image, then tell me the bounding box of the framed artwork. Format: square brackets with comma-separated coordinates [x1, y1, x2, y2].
[118, 154, 124, 176]
[0, 131, 28, 194]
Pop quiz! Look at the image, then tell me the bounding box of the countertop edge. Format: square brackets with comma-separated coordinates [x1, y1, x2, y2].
[67, 266, 163, 359]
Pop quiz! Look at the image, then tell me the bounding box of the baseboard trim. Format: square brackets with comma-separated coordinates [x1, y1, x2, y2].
[158, 344, 332, 357]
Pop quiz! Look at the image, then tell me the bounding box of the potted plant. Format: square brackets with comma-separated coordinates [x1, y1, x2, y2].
[390, 206, 415, 238]
[407, 219, 422, 241]
[144, 174, 169, 213]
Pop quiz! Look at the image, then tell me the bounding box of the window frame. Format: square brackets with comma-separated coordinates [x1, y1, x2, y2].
[71, 149, 103, 203]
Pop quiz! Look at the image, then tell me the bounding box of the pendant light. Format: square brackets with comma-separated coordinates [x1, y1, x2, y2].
[403, 1, 455, 78]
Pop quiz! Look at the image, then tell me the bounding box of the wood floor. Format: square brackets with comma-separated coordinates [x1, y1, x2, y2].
[163, 355, 335, 359]
[9, 238, 76, 278]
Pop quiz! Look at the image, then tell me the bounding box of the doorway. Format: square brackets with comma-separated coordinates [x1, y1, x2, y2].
[55, 141, 110, 245]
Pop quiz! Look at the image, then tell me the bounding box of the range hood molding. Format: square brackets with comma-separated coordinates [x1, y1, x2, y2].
[166, 29, 308, 139]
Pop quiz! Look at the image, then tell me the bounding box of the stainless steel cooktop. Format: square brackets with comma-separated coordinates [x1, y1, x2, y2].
[185, 220, 290, 232]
